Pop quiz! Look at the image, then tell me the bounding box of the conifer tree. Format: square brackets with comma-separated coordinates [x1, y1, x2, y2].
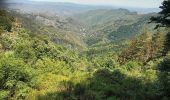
[151, 0, 170, 55]
[151, 1, 170, 98]
[150, 0, 170, 28]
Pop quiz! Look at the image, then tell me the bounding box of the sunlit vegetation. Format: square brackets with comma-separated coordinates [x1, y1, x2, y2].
[0, 0, 170, 99]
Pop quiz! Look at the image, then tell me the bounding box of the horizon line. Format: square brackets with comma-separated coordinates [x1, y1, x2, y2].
[28, 0, 160, 9]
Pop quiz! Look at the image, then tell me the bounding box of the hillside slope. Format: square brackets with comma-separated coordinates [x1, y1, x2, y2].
[6, 1, 158, 48]
[73, 9, 156, 46]
[10, 11, 87, 51]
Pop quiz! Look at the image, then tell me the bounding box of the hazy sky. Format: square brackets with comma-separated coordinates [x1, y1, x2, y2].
[31, 0, 164, 8]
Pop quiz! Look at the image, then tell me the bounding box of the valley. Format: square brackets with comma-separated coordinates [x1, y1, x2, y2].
[0, 0, 169, 100]
[6, 0, 158, 49]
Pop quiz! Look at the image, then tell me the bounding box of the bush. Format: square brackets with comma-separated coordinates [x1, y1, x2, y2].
[0, 53, 34, 99]
[158, 53, 170, 98]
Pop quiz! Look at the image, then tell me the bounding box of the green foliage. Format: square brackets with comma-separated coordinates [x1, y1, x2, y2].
[150, 0, 170, 56]
[119, 31, 164, 64]
[14, 40, 36, 62]
[150, 0, 170, 28]
[0, 10, 13, 32]
[0, 8, 169, 100]
[74, 9, 153, 46]
[158, 52, 170, 98]
[0, 53, 34, 99]
[163, 32, 170, 55]
[44, 68, 159, 100]
[122, 61, 142, 71]
[0, 34, 13, 50]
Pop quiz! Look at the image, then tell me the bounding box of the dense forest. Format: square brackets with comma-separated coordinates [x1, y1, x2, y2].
[0, 0, 170, 100]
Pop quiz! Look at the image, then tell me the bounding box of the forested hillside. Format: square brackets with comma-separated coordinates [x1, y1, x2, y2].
[17, 8, 157, 49]
[72, 9, 157, 46]
[5, 0, 160, 48]
[0, 0, 170, 100]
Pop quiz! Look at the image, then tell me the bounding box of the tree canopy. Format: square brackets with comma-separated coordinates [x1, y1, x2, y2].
[150, 0, 170, 28]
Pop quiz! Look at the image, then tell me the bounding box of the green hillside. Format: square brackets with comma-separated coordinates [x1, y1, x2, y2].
[73, 9, 156, 46]
[10, 12, 87, 51]
[9, 9, 156, 49]
[0, 1, 170, 99]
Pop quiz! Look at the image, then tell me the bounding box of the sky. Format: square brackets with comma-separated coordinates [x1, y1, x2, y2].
[31, 0, 164, 8]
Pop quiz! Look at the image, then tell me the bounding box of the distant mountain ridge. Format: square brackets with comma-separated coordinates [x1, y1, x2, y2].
[5, 0, 160, 15]
[5, 1, 157, 49]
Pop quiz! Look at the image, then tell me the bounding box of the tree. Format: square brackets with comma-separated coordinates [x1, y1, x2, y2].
[118, 31, 163, 64]
[151, 31, 164, 58]
[0, 53, 34, 99]
[150, 0, 170, 55]
[150, 0, 170, 28]
[150, 1, 170, 98]
[0, 10, 13, 32]
[158, 53, 170, 98]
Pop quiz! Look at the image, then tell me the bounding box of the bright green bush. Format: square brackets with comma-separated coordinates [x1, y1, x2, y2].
[0, 53, 34, 99]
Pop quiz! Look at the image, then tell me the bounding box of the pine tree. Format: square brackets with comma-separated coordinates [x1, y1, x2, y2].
[150, 0, 170, 55]
[150, 1, 170, 98]
[150, 0, 170, 28]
